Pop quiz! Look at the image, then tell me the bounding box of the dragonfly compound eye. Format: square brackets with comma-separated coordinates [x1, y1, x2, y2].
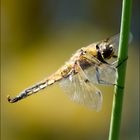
[102, 45, 114, 59]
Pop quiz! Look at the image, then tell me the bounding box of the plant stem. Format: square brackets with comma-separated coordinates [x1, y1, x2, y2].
[108, 0, 132, 140]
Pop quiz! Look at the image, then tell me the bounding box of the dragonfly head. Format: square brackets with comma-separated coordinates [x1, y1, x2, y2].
[98, 43, 115, 59]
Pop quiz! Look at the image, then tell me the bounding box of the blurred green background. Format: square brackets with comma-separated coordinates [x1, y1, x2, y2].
[1, 0, 139, 140]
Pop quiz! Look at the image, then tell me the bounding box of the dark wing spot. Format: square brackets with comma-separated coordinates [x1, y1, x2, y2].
[79, 59, 92, 70]
[84, 79, 89, 83]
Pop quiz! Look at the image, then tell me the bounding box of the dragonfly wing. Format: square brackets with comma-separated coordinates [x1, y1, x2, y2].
[84, 64, 116, 85]
[97, 64, 117, 85]
[59, 69, 102, 111]
[105, 33, 120, 48]
[106, 33, 133, 46]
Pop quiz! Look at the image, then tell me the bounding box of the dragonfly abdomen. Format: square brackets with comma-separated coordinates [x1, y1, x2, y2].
[7, 80, 49, 103]
[7, 66, 70, 103]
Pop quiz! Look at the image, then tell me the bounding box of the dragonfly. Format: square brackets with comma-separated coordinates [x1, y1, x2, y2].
[7, 33, 132, 111]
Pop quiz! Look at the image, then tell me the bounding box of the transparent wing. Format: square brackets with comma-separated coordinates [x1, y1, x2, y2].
[59, 69, 102, 111]
[105, 33, 120, 48]
[96, 64, 117, 85]
[83, 66, 98, 84]
[78, 55, 117, 86]
[84, 64, 117, 85]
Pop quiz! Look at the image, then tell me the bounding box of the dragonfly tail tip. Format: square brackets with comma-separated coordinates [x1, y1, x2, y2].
[7, 95, 17, 103]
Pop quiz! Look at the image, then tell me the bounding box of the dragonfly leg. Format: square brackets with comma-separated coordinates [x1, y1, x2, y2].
[116, 56, 128, 68]
[114, 84, 124, 89]
[111, 60, 118, 67]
